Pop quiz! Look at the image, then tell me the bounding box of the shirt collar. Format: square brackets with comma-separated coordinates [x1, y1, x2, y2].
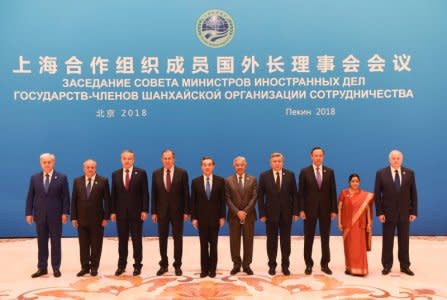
[123, 166, 134, 174]
[44, 170, 54, 177]
[313, 164, 323, 171]
[85, 174, 96, 182]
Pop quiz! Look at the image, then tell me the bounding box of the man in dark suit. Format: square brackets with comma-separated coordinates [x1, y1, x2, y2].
[25, 153, 70, 278]
[298, 147, 337, 275]
[258, 152, 299, 276]
[191, 156, 226, 278]
[225, 156, 257, 276]
[151, 149, 190, 276]
[375, 150, 418, 276]
[71, 159, 111, 277]
[111, 150, 149, 276]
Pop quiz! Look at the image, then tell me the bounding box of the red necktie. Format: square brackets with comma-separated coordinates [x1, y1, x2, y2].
[166, 169, 171, 192]
[125, 169, 130, 191]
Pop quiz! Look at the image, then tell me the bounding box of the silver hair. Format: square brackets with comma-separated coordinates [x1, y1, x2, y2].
[121, 149, 134, 155]
[40, 153, 55, 161]
[83, 159, 97, 166]
[270, 152, 284, 160]
[389, 149, 403, 159]
[233, 156, 247, 164]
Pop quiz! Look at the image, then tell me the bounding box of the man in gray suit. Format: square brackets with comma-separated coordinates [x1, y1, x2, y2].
[225, 156, 257, 275]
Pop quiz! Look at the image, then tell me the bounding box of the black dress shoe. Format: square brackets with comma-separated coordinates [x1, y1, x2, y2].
[200, 271, 208, 278]
[243, 267, 254, 275]
[305, 266, 312, 275]
[175, 268, 183, 276]
[321, 266, 332, 275]
[268, 267, 276, 276]
[133, 268, 141, 276]
[230, 266, 240, 275]
[345, 270, 351, 275]
[90, 269, 98, 277]
[400, 267, 415, 276]
[31, 269, 48, 278]
[382, 267, 391, 275]
[115, 268, 125, 276]
[76, 269, 90, 277]
[209, 271, 216, 278]
[53, 270, 61, 278]
[156, 266, 168, 276]
[282, 268, 291, 276]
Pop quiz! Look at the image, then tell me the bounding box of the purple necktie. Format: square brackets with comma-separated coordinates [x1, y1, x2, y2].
[316, 167, 322, 188]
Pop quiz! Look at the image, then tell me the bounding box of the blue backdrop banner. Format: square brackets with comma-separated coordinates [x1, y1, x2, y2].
[0, 0, 446, 237]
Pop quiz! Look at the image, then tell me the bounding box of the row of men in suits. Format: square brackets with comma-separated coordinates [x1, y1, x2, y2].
[25, 148, 417, 278]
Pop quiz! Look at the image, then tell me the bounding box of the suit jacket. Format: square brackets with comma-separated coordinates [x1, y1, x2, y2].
[257, 169, 298, 222]
[151, 166, 190, 220]
[25, 171, 70, 224]
[111, 167, 149, 221]
[298, 165, 337, 218]
[374, 166, 418, 222]
[191, 175, 226, 228]
[225, 174, 257, 222]
[70, 174, 111, 226]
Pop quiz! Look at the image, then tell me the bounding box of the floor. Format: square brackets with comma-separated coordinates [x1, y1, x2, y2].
[1, 236, 446, 299]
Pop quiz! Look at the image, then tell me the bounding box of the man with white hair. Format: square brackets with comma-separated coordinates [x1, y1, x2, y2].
[225, 156, 257, 275]
[71, 159, 111, 277]
[25, 153, 70, 278]
[374, 150, 418, 276]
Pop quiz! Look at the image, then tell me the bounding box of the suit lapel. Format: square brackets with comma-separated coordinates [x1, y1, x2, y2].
[88, 177, 100, 199]
[401, 168, 408, 188]
[199, 175, 207, 198]
[280, 170, 286, 192]
[210, 176, 217, 200]
[242, 175, 250, 199]
[232, 175, 243, 200]
[170, 167, 178, 191]
[128, 168, 139, 191]
[80, 177, 88, 199]
[310, 166, 320, 190]
[118, 169, 126, 191]
[47, 171, 57, 194]
[269, 170, 277, 191]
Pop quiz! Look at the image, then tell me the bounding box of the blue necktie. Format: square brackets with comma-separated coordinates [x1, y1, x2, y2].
[394, 170, 401, 192]
[44, 174, 50, 193]
[205, 177, 211, 200]
[86, 178, 92, 198]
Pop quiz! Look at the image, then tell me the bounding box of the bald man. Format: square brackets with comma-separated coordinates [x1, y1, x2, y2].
[71, 160, 111, 277]
[375, 150, 418, 276]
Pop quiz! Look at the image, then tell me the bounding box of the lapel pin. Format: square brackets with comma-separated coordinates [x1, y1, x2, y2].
[95, 181, 98, 185]
[54, 176, 58, 179]
[403, 171, 406, 175]
[323, 170, 327, 173]
[135, 171, 138, 175]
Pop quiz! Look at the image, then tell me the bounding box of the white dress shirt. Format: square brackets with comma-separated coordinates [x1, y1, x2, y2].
[123, 166, 134, 185]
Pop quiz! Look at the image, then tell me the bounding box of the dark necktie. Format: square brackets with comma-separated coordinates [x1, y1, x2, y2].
[205, 177, 211, 200]
[275, 172, 281, 192]
[394, 170, 401, 192]
[86, 178, 92, 198]
[125, 169, 130, 191]
[44, 174, 50, 193]
[238, 176, 244, 196]
[316, 167, 322, 188]
[166, 169, 171, 192]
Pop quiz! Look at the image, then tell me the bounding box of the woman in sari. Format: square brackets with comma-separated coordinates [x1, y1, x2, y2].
[338, 174, 373, 276]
